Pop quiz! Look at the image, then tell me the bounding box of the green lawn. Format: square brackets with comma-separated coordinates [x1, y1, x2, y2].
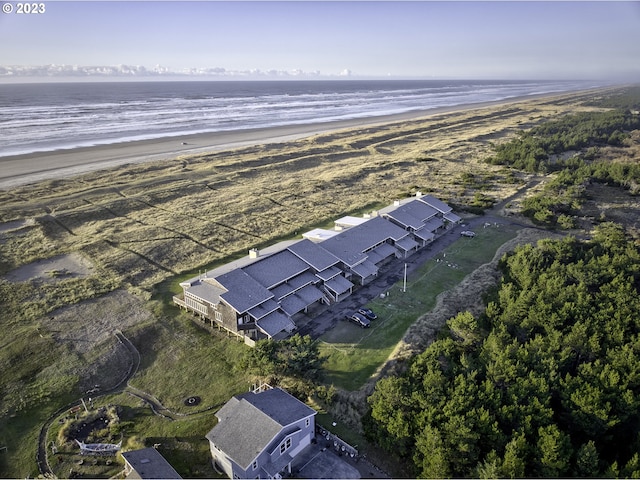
[46, 391, 223, 479]
[319, 223, 521, 391]
[128, 312, 252, 414]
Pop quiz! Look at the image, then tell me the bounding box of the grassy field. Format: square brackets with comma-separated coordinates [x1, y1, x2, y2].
[45, 391, 223, 479]
[319, 223, 521, 391]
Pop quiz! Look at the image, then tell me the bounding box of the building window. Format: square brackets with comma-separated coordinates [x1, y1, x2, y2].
[253, 460, 258, 470]
[280, 437, 292, 455]
[215, 311, 222, 322]
[305, 418, 310, 427]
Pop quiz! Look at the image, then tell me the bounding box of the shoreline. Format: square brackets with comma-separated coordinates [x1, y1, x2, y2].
[0, 89, 603, 190]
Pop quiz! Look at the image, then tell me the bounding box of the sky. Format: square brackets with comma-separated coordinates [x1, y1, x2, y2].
[1, 1, 640, 80]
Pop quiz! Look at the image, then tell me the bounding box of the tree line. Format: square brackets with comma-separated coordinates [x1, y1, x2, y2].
[366, 224, 640, 478]
[520, 159, 640, 228]
[486, 109, 640, 173]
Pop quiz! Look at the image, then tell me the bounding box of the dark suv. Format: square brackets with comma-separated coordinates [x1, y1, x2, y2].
[346, 312, 371, 328]
[357, 308, 377, 320]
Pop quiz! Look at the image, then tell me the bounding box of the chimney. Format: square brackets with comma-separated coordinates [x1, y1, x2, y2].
[249, 248, 259, 259]
[393, 200, 400, 206]
[415, 191, 422, 197]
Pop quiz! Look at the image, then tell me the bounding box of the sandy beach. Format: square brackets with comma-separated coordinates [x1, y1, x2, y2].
[0, 92, 582, 190]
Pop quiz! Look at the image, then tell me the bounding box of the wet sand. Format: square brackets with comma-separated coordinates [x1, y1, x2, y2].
[0, 91, 593, 190]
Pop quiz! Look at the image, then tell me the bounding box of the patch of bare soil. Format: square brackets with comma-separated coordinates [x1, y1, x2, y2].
[4, 252, 94, 283]
[581, 183, 640, 233]
[45, 289, 152, 354]
[0, 218, 34, 233]
[76, 337, 134, 393]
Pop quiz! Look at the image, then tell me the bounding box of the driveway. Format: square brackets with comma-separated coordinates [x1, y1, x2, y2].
[291, 438, 387, 479]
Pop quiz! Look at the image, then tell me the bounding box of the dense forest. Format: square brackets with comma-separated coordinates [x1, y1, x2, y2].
[486, 107, 640, 173]
[364, 88, 640, 477]
[366, 224, 640, 477]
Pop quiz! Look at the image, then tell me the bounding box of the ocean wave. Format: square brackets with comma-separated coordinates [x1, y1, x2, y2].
[0, 79, 598, 157]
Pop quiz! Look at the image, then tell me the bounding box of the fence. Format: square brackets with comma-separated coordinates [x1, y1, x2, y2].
[315, 425, 358, 458]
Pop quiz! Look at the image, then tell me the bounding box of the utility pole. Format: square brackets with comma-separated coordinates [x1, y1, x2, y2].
[403, 263, 407, 293]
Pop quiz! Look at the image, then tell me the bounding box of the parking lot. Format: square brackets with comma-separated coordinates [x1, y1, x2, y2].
[295, 220, 472, 339]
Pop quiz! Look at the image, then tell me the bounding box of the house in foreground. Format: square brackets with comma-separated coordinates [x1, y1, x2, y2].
[121, 447, 182, 479]
[174, 193, 461, 341]
[206, 386, 316, 480]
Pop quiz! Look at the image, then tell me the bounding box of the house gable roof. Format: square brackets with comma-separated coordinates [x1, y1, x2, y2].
[321, 216, 409, 266]
[384, 199, 439, 229]
[121, 447, 182, 479]
[185, 279, 225, 305]
[216, 269, 274, 314]
[287, 239, 340, 272]
[206, 388, 316, 470]
[419, 194, 452, 213]
[242, 250, 310, 289]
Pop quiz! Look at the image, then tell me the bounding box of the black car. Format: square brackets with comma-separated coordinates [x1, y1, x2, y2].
[346, 312, 371, 328]
[357, 308, 377, 320]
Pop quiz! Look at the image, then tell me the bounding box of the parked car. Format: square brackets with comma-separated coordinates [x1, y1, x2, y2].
[346, 313, 370, 328]
[357, 308, 378, 320]
[460, 230, 476, 237]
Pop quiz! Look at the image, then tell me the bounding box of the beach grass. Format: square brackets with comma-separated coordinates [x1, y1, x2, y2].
[319, 223, 521, 391]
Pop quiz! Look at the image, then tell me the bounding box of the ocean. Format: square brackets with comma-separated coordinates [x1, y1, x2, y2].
[0, 79, 599, 158]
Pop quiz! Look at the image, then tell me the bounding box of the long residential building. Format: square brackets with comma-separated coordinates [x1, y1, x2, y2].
[173, 193, 461, 341]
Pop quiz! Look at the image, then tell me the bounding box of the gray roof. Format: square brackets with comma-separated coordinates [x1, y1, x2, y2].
[316, 265, 342, 281]
[280, 285, 324, 316]
[423, 217, 445, 232]
[351, 260, 378, 279]
[217, 269, 274, 314]
[287, 239, 340, 272]
[248, 298, 280, 320]
[445, 212, 462, 223]
[243, 250, 310, 289]
[256, 310, 295, 337]
[419, 195, 452, 213]
[384, 199, 439, 229]
[414, 227, 435, 242]
[271, 271, 318, 300]
[271, 282, 296, 301]
[121, 447, 182, 479]
[395, 236, 420, 252]
[280, 294, 311, 316]
[324, 275, 354, 295]
[185, 279, 225, 305]
[206, 388, 316, 469]
[366, 243, 398, 264]
[321, 216, 409, 266]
